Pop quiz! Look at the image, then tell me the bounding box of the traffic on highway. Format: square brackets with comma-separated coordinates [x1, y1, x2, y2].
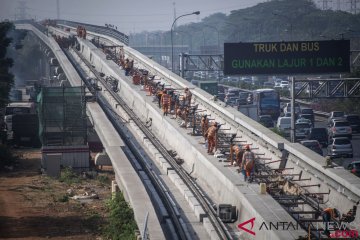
[218, 80, 360, 177]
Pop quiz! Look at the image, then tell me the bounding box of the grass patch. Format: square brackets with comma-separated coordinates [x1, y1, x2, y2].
[59, 167, 81, 185]
[57, 194, 69, 202]
[97, 175, 110, 185]
[103, 193, 137, 240]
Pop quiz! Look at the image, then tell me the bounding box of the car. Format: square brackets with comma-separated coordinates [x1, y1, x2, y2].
[300, 108, 314, 124]
[345, 114, 360, 133]
[296, 118, 312, 125]
[328, 119, 352, 140]
[263, 82, 274, 88]
[300, 140, 323, 155]
[280, 81, 289, 89]
[307, 128, 328, 147]
[238, 92, 249, 105]
[259, 115, 274, 128]
[327, 111, 345, 125]
[295, 122, 312, 140]
[299, 114, 314, 126]
[327, 137, 353, 158]
[301, 108, 314, 115]
[347, 161, 360, 177]
[277, 117, 291, 136]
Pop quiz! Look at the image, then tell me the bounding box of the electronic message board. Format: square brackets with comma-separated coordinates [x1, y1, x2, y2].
[224, 40, 350, 75]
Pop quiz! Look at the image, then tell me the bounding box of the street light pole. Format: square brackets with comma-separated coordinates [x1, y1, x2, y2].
[171, 11, 200, 72]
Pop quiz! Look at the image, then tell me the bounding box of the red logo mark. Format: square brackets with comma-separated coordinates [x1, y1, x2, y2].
[238, 217, 256, 236]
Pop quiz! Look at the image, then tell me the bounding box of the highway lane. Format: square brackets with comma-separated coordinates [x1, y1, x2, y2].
[315, 117, 360, 170]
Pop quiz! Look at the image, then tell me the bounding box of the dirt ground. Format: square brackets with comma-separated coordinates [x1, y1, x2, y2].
[0, 148, 114, 240]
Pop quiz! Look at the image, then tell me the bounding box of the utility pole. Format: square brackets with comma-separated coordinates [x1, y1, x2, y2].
[16, 1, 28, 20]
[290, 77, 296, 143]
[350, 0, 358, 14]
[173, 2, 177, 29]
[56, 0, 60, 19]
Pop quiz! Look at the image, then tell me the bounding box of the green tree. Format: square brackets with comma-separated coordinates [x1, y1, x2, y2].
[0, 21, 14, 109]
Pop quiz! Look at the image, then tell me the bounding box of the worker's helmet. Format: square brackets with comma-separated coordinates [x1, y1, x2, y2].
[245, 144, 250, 150]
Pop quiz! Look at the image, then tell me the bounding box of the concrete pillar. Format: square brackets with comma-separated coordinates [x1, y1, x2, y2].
[111, 180, 118, 199]
[260, 183, 266, 194]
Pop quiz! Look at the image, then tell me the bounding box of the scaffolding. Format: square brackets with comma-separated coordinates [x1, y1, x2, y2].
[37, 86, 86, 146]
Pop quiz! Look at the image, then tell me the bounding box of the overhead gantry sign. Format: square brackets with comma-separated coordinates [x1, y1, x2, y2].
[224, 40, 350, 75]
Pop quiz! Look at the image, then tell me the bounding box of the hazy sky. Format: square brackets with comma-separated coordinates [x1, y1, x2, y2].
[0, 0, 266, 33]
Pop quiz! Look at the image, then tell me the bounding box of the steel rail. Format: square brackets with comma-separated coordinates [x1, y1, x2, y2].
[69, 47, 233, 239]
[66, 48, 189, 240]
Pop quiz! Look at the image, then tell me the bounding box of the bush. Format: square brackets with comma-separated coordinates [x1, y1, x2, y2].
[0, 144, 17, 169]
[103, 193, 137, 240]
[271, 127, 286, 137]
[97, 175, 110, 185]
[59, 167, 81, 185]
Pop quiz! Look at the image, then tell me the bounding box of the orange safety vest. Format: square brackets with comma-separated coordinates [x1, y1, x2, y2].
[201, 118, 208, 127]
[324, 208, 337, 219]
[206, 126, 217, 138]
[161, 94, 170, 105]
[243, 151, 255, 171]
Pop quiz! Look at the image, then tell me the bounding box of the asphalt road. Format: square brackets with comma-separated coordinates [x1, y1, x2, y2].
[315, 117, 360, 169]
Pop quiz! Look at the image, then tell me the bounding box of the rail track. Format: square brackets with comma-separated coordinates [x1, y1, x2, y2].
[50, 23, 360, 239]
[65, 47, 233, 239]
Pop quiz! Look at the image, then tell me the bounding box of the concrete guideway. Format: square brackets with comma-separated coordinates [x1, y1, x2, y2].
[71, 26, 360, 236]
[85, 28, 360, 198]
[26, 21, 360, 238]
[76, 36, 308, 239]
[14, 23, 166, 240]
[69, 47, 214, 239]
[40, 23, 217, 238]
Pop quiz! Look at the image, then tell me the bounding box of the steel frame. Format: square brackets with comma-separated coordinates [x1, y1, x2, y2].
[294, 78, 360, 99]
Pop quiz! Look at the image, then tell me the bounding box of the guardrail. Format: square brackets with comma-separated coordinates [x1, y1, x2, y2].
[56, 19, 129, 45]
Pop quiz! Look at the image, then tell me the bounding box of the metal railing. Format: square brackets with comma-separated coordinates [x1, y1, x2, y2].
[56, 19, 129, 45]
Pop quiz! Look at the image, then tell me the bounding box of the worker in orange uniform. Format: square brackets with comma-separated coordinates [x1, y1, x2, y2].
[241, 145, 255, 182]
[230, 145, 243, 167]
[201, 115, 209, 141]
[322, 208, 340, 236]
[184, 88, 192, 107]
[161, 91, 170, 116]
[205, 122, 217, 155]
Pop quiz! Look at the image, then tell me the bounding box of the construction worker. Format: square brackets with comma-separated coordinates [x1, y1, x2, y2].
[124, 59, 130, 76]
[179, 93, 185, 108]
[205, 122, 218, 155]
[201, 115, 209, 141]
[157, 88, 164, 108]
[161, 91, 170, 116]
[184, 88, 192, 107]
[230, 145, 243, 167]
[322, 208, 340, 236]
[241, 145, 255, 182]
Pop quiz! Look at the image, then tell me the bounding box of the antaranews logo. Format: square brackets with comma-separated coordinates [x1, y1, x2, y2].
[238, 217, 302, 236]
[238, 218, 256, 236]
